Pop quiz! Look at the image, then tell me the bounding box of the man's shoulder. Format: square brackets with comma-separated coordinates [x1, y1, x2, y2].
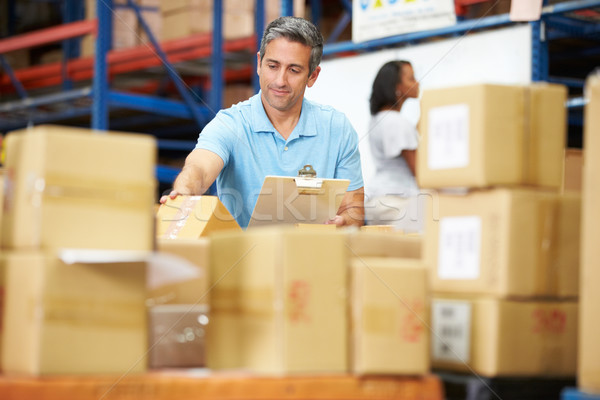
[303, 97, 349, 122]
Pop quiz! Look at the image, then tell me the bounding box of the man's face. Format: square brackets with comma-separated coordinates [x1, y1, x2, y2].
[257, 37, 320, 114]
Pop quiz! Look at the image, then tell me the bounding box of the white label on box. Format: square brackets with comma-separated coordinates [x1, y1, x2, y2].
[438, 216, 481, 280]
[427, 103, 470, 170]
[431, 300, 471, 363]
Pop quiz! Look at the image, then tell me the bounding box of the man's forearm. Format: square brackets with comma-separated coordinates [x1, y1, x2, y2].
[173, 164, 210, 195]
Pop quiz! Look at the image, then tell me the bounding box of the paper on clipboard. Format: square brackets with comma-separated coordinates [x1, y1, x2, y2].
[247, 175, 350, 228]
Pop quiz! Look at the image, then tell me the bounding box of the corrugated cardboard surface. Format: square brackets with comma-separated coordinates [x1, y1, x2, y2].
[1, 251, 147, 375]
[156, 196, 240, 239]
[351, 257, 429, 375]
[2, 125, 156, 251]
[562, 148, 583, 193]
[579, 75, 600, 393]
[424, 188, 579, 298]
[150, 238, 210, 306]
[346, 231, 422, 259]
[418, 83, 566, 189]
[207, 227, 348, 374]
[431, 296, 578, 377]
[0, 169, 4, 246]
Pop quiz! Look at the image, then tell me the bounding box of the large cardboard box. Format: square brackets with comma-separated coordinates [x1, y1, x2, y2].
[424, 188, 580, 298]
[149, 238, 210, 306]
[579, 75, 600, 393]
[431, 296, 578, 377]
[156, 196, 240, 239]
[207, 227, 348, 374]
[1, 125, 156, 251]
[1, 251, 147, 375]
[351, 257, 429, 375]
[418, 83, 567, 189]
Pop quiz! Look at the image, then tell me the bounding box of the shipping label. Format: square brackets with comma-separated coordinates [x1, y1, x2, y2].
[431, 300, 471, 362]
[427, 103, 470, 170]
[438, 215, 482, 279]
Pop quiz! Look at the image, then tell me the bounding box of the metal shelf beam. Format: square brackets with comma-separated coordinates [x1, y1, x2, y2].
[0, 19, 96, 54]
[323, 0, 600, 56]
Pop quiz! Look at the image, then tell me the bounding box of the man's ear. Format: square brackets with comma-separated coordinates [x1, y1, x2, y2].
[256, 51, 261, 76]
[307, 66, 321, 88]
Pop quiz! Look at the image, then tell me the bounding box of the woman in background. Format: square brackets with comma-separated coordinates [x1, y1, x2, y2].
[365, 60, 422, 232]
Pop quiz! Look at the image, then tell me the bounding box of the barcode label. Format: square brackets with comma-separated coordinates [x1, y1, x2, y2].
[438, 216, 481, 280]
[427, 103, 470, 170]
[432, 300, 471, 362]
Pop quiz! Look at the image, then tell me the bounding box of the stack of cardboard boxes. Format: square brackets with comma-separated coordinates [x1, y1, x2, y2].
[155, 196, 431, 376]
[0, 125, 157, 375]
[82, 0, 162, 56]
[418, 83, 580, 377]
[148, 195, 239, 368]
[207, 227, 430, 375]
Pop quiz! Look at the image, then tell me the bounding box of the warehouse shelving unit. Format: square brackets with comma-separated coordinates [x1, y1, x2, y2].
[1, 0, 599, 183]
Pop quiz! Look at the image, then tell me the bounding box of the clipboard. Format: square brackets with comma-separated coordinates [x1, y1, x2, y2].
[247, 165, 350, 228]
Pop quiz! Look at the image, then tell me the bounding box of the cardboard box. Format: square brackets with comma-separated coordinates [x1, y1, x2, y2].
[579, 75, 600, 393]
[162, 8, 254, 41]
[149, 238, 210, 306]
[148, 304, 207, 369]
[1, 251, 147, 375]
[563, 148, 583, 193]
[161, 0, 305, 41]
[351, 257, 429, 375]
[1, 125, 156, 251]
[0, 168, 4, 246]
[207, 227, 348, 374]
[347, 231, 422, 259]
[431, 296, 578, 377]
[0, 253, 5, 365]
[424, 188, 580, 298]
[86, 0, 161, 50]
[418, 83, 567, 189]
[156, 196, 240, 239]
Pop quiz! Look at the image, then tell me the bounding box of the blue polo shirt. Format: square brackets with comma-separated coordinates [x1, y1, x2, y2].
[195, 91, 364, 228]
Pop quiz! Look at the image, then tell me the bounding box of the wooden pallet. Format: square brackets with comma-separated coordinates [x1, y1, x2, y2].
[0, 372, 443, 400]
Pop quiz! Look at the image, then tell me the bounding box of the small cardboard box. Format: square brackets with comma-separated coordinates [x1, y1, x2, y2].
[2, 125, 156, 251]
[424, 188, 580, 298]
[351, 257, 429, 375]
[156, 196, 240, 239]
[431, 296, 578, 377]
[149, 238, 210, 306]
[148, 304, 208, 369]
[579, 75, 600, 394]
[418, 83, 567, 189]
[1, 251, 147, 375]
[207, 227, 348, 374]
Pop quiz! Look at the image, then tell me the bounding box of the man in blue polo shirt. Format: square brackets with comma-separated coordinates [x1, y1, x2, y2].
[161, 16, 364, 229]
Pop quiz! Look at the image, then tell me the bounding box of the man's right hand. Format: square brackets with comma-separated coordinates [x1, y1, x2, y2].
[159, 190, 180, 204]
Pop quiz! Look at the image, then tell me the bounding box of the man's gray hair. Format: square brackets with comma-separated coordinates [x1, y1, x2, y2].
[259, 16, 324, 76]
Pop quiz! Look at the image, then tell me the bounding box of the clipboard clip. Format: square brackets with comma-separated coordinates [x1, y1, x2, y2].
[295, 165, 323, 192]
